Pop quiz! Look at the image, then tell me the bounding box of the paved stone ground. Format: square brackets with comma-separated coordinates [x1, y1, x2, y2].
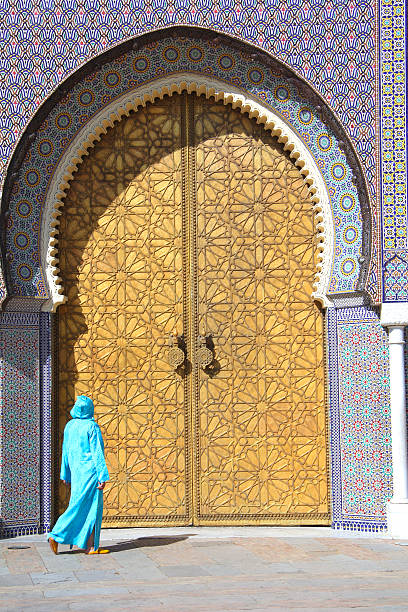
[0, 527, 408, 611]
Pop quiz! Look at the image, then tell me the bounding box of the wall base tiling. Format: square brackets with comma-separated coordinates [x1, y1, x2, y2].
[0, 312, 52, 539]
[0, 524, 47, 539]
[332, 520, 387, 534]
[327, 306, 391, 532]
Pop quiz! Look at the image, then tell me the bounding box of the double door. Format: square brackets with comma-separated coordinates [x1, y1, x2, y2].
[58, 93, 329, 525]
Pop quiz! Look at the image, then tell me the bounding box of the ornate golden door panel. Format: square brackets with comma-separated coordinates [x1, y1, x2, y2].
[193, 97, 328, 523]
[58, 98, 191, 525]
[58, 93, 329, 526]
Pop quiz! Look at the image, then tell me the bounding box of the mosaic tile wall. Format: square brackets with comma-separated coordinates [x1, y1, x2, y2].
[6, 34, 364, 299]
[0, 0, 382, 302]
[1, 0, 406, 300]
[380, 0, 407, 301]
[0, 313, 41, 537]
[327, 306, 391, 532]
[0, 0, 404, 536]
[0, 0, 376, 192]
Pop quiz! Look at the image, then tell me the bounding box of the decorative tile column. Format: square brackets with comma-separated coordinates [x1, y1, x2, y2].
[0, 313, 41, 537]
[381, 303, 408, 538]
[328, 306, 391, 532]
[0, 312, 53, 537]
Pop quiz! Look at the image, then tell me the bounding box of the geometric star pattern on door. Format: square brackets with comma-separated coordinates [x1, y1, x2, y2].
[58, 99, 187, 522]
[58, 94, 329, 525]
[195, 98, 328, 521]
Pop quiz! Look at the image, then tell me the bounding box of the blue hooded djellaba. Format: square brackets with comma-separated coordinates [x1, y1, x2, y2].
[48, 395, 109, 550]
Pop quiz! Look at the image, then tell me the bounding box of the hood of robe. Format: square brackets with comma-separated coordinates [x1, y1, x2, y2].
[70, 395, 95, 419]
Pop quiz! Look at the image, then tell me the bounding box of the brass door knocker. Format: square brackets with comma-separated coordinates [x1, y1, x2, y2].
[167, 333, 185, 370]
[196, 335, 213, 370]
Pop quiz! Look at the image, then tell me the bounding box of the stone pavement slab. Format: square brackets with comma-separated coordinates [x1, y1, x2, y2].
[161, 564, 211, 577]
[0, 572, 33, 587]
[1, 602, 56, 612]
[44, 584, 130, 598]
[30, 571, 78, 584]
[0, 527, 407, 610]
[118, 566, 165, 580]
[69, 598, 162, 610]
[74, 568, 120, 582]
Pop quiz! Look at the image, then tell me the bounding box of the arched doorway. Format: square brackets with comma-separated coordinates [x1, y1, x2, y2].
[57, 93, 329, 526]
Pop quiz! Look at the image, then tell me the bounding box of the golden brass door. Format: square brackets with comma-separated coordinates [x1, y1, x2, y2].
[58, 93, 329, 526]
[193, 97, 328, 523]
[58, 98, 191, 526]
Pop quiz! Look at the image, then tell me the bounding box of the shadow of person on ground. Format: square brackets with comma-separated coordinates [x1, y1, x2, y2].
[60, 534, 195, 554]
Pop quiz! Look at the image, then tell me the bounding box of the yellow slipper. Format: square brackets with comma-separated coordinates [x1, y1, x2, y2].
[86, 548, 109, 555]
[48, 538, 58, 555]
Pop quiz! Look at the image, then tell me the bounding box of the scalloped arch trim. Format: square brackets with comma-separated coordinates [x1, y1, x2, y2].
[41, 74, 333, 311]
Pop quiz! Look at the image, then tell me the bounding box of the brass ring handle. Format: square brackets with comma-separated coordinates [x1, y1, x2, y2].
[196, 335, 213, 369]
[167, 333, 185, 370]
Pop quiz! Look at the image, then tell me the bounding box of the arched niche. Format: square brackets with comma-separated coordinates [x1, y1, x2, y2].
[0, 27, 373, 311]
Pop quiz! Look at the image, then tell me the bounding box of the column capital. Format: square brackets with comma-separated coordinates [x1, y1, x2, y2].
[380, 303, 408, 327]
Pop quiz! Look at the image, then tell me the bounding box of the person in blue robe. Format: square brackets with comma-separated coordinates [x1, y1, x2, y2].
[48, 395, 110, 554]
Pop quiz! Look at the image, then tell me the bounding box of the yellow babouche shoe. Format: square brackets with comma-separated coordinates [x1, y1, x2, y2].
[48, 538, 58, 555]
[86, 548, 109, 555]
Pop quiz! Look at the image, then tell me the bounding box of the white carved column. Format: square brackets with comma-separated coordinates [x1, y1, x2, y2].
[381, 303, 408, 538]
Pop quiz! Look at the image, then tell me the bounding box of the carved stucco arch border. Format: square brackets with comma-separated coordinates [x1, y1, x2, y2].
[41, 73, 333, 312]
